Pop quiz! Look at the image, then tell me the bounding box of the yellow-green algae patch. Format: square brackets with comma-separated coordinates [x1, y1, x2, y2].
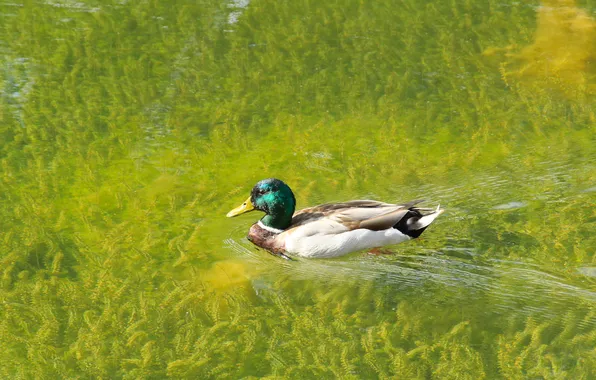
[200, 259, 257, 292]
[487, 0, 596, 99]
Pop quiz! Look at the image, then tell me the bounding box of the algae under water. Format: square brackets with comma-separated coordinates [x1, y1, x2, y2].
[0, 0, 595, 378]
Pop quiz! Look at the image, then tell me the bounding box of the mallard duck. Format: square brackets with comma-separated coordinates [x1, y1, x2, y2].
[227, 178, 443, 259]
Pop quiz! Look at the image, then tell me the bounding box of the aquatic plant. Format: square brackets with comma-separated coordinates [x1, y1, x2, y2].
[0, 0, 595, 378]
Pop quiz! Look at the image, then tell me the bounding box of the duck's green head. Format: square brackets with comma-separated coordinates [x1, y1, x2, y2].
[226, 178, 296, 230]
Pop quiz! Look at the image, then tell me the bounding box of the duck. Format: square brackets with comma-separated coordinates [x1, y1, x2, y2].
[227, 178, 443, 259]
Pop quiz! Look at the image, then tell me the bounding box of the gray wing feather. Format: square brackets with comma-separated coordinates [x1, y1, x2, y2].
[290, 199, 426, 231]
[357, 209, 410, 231]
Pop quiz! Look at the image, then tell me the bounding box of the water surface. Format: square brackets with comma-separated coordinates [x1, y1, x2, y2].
[1, 0, 595, 378]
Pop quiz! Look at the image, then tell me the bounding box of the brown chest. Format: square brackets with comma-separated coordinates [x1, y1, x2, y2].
[247, 223, 285, 253]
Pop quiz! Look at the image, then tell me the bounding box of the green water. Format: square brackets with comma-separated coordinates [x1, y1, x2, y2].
[1, 0, 596, 378]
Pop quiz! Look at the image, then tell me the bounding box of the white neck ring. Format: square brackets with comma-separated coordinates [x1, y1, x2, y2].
[258, 220, 284, 234]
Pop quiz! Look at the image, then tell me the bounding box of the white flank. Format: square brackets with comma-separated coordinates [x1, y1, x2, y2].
[284, 223, 411, 258]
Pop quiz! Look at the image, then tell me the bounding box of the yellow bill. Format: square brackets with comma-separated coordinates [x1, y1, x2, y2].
[226, 196, 255, 217]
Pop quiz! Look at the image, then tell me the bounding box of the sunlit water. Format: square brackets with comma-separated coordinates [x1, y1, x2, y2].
[1, 0, 595, 378]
